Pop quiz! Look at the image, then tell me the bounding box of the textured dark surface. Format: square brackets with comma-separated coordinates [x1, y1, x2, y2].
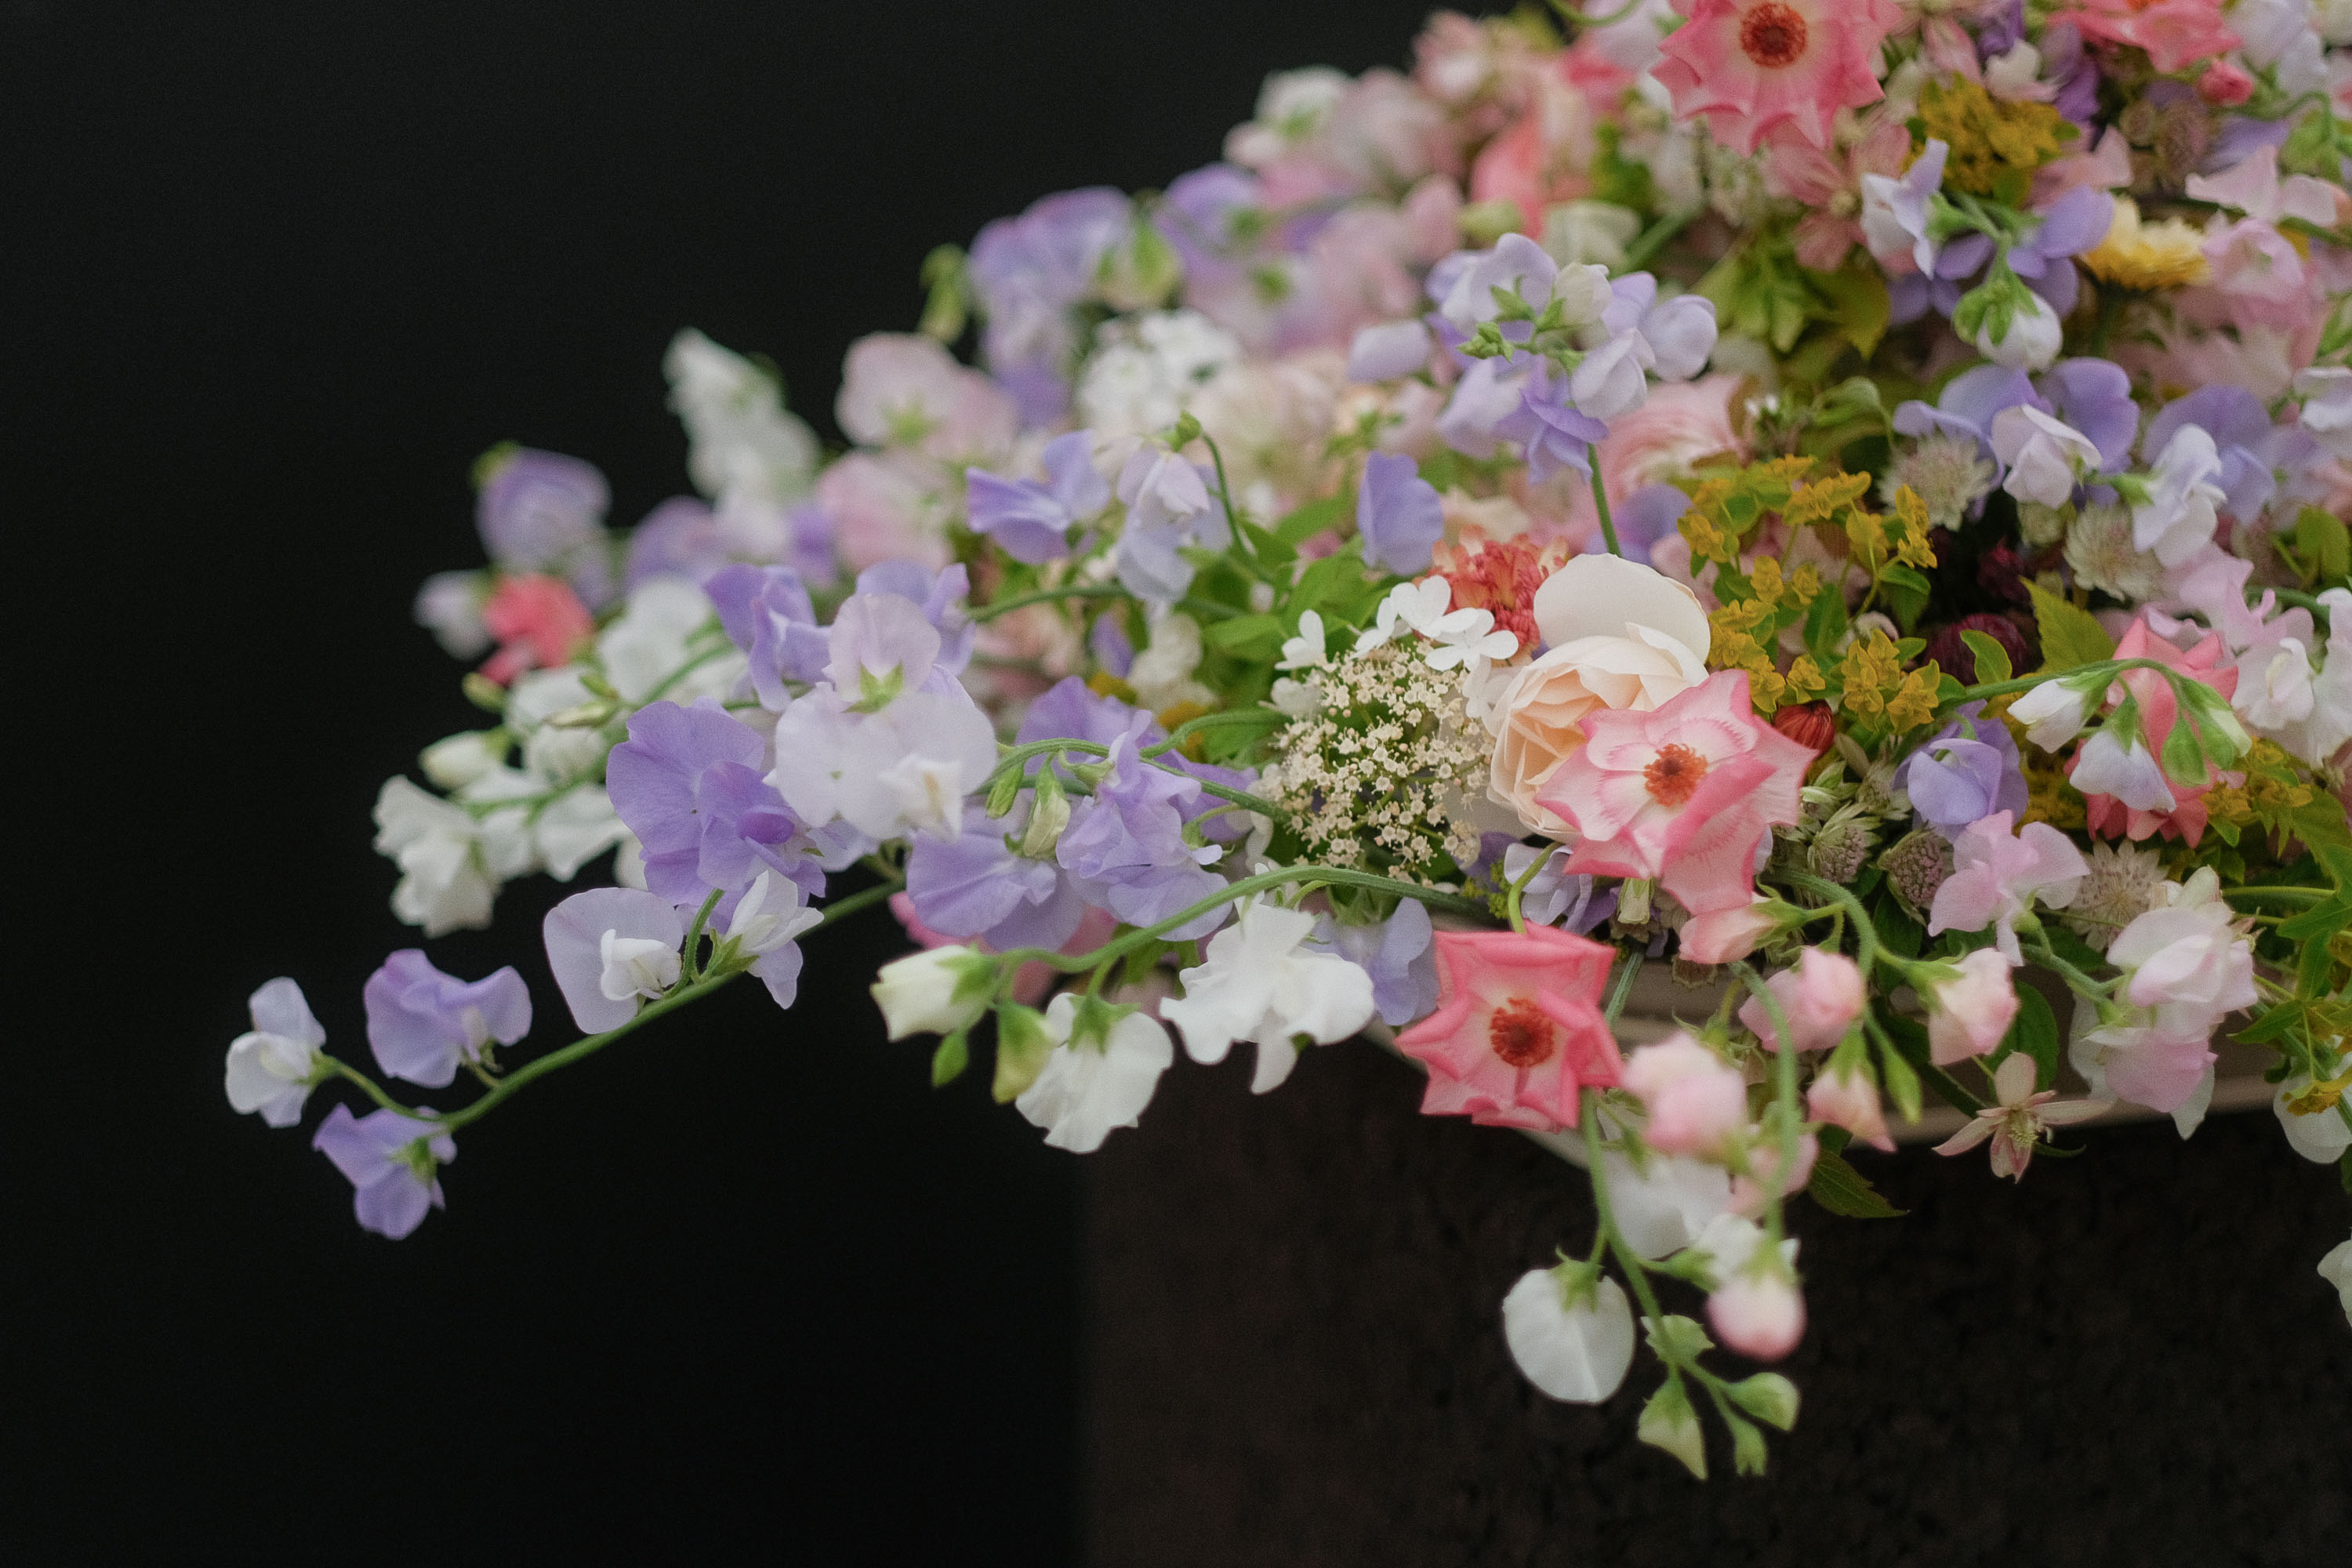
[1084, 1042, 2352, 1567]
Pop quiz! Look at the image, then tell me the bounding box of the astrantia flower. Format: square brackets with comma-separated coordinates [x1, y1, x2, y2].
[1161, 899, 1377, 1094]
[1935, 1051, 2108, 1181]
[224, 978, 327, 1128]
[1881, 434, 1993, 532]
[312, 1105, 456, 1241]
[1653, 0, 1901, 154]
[1394, 925, 1621, 1131]
[2060, 840, 2168, 953]
[1534, 670, 1814, 917]
[2063, 503, 2167, 603]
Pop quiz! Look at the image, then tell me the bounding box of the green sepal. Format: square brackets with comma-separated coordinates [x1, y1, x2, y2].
[1726, 1409, 1770, 1477]
[991, 1004, 1054, 1104]
[1726, 1372, 1801, 1432]
[931, 1031, 971, 1088]
[1637, 1380, 1708, 1480]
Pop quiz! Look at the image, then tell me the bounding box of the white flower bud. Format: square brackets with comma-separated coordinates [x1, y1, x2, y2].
[871, 946, 997, 1040]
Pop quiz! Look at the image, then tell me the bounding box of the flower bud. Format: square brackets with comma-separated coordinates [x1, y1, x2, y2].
[1019, 771, 1073, 859]
[1771, 702, 1834, 754]
[1969, 285, 2061, 371]
[1621, 1033, 1749, 1156]
[1807, 1061, 1893, 1152]
[1679, 898, 1785, 964]
[871, 946, 998, 1040]
[1738, 949, 1864, 1054]
[1708, 1269, 1807, 1362]
[1926, 948, 2019, 1066]
[420, 729, 508, 789]
[1501, 1265, 1636, 1403]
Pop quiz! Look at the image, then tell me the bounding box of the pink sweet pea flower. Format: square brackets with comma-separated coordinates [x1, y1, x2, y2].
[1652, 0, 1904, 154]
[2053, 0, 2239, 75]
[1621, 1033, 1749, 1156]
[1679, 897, 1782, 963]
[1708, 1268, 1806, 1362]
[1926, 811, 2089, 965]
[1395, 926, 1622, 1131]
[1926, 948, 2020, 1067]
[1534, 670, 1815, 917]
[2067, 617, 2240, 846]
[479, 573, 594, 685]
[1737, 948, 1864, 1054]
[1935, 1051, 2108, 1181]
[1807, 1062, 1893, 1152]
[1729, 1129, 1818, 1215]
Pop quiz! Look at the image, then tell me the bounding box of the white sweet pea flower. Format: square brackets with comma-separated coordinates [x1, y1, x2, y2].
[1437, 234, 1607, 331]
[1601, 1147, 1736, 1259]
[1569, 331, 1655, 421]
[2237, 638, 2316, 733]
[2293, 366, 2352, 461]
[768, 687, 998, 844]
[2132, 424, 2227, 568]
[2007, 676, 2094, 750]
[666, 327, 820, 509]
[224, 978, 327, 1127]
[2272, 1056, 2352, 1165]
[1501, 1266, 1635, 1403]
[530, 786, 630, 881]
[600, 577, 739, 705]
[724, 870, 824, 957]
[1014, 993, 1175, 1153]
[598, 929, 681, 1004]
[870, 946, 997, 1040]
[2282, 587, 2351, 766]
[2321, 1235, 2352, 1327]
[419, 731, 505, 790]
[1160, 898, 1377, 1093]
[1984, 42, 2055, 101]
[372, 777, 535, 936]
[1276, 609, 1331, 672]
[1991, 405, 2100, 507]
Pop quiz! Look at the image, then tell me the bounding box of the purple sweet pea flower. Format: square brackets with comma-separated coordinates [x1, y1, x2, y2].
[966, 431, 1111, 564]
[905, 803, 1094, 951]
[1864, 140, 1951, 280]
[1898, 702, 2030, 837]
[625, 496, 724, 590]
[1089, 613, 1135, 678]
[1599, 273, 1718, 383]
[478, 448, 607, 572]
[363, 950, 532, 1089]
[606, 700, 828, 911]
[2042, 24, 2100, 126]
[971, 187, 1133, 426]
[1495, 361, 1608, 484]
[1312, 898, 1439, 1027]
[1055, 731, 1230, 939]
[1611, 484, 1690, 568]
[704, 562, 829, 710]
[1894, 364, 2044, 477]
[313, 1105, 454, 1240]
[2006, 186, 2114, 318]
[1155, 163, 1265, 286]
[851, 561, 975, 676]
[543, 887, 687, 1033]
[2143, 386, 2302, 521]
[1499, 843, 1617, 933]
[2038, 358, 2136, 471]
[1018, 677, 1256, 842]
[1357, 450, 1444, 575]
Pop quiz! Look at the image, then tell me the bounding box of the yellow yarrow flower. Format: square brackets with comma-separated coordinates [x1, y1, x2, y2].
[2081, 198, 2212, 291]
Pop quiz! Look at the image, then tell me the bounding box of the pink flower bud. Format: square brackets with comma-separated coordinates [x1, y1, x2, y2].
[1926, 948, 2018, 1067]
[1737, 949, 1864, 1053]
[1730, 1130, 1818, 1213]
[1806, 1064, 1893, 1152]
[1620, 1033, 1749, 1156]
[2197, 60, 2254, 107]
[1708, 1270, 1807, 1362]
[1679, 898, 1778, 964]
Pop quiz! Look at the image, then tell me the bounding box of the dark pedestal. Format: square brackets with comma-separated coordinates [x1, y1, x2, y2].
[1083, 1043, 2350, 1567]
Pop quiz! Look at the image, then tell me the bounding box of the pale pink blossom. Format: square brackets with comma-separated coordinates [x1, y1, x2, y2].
[1761, 118, 1912, 271]
[1925, 949, 2020, 1068]
[816, 452, 950, 574]
[1935, 1051, 2108, 1180]
[1807, 1062, 1893, 1152]
[2053, 0, 2241, 74]
[1737, 949, 1864, 1054]
[1395, 926, 1623, 1131]
[1536, 670, 1816, 917]
[1708, 1269, 1806, 1361]
[836, 333, 1017, 465]
[1621, 1033, 1750, 1156]
[2111, 869, 2257, 1040]
[1679, 898, 1784, 964]
[1729, 1130, 1817, 1215]
[1926, 811, 2089, 965]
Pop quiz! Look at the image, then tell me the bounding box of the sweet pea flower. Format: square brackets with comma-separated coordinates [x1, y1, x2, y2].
[1496, 361, 1613, 484]
[1162, 899, 1377, 1094]
[372, 777, 534, 938]
[1310, 897, 1441, 1028]
[1766, 116, 1913, 270]
[2112, 869, 2257, 1038]
[1807, 1061, 1893, 1152]
[1394, 925, 1621, 1131]
[1598, 272, 1719, 385]
[478, 574, 595, 686]
[1496, 843, 1615, 934]
[1055, 731, 1234, 938]
[1346, 318, 1432, 382]
[313, 1105, 455, 1240]
[1862, 140, 1953, 278]
[1709, 1268, 1806, 1363]
[1924, 948, 2020, 1066]
[1737, 949, 1864, 1054]
[1501, 1266, 1635, 1403]
[1356, 450, 1445, 575]
[543, 887, 686, 1033]
[2272, 1054, 2352, 1166]
[2007, 676, 2095, 750]
[2321, 1236, 2352, 1327]
[1620, 1033, 1748, 1156]
[872, 945, 998, 1041]
[1606, 1147, 1740, 1260]
[2068, 618, 2241, 845]
[1926, 811, 2089, 965]
[1991, 406, 2100, 506]
[2292, 367, 2352, 462]
[1433, 234, 1608, 332]
[1014, 993, 1175, 1153]
[665, 328, 820, 509]
[1112, 442, 1229, 604]
[475, 446, 608, 579]
[2141, 384, 2301, 523]
[1935, 1051, 2109, 1180]
[964, 430, 1111, 564]
[1900, 702, 2030, 836]
[1535, 670, 1814, 918]
[1653, 0, 1900, 154]
[769, 683, 997, 848]
[837, 332, 1016, 465]
[362, 951, 532, 1090]
[1679, 898, 1785, 964]
[224, 978, 326, 1127]
[607, 701, 830, 912]
[2130, 425, 2227, 567]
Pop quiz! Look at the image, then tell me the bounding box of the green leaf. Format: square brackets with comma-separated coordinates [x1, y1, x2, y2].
[1200, 612, 1283, 652]
[1726, 1372, 1801, 1432]
[1802, 585, 1851, 661]
[2277, 901, 2352, 943]
[2298, 930, 2339, 997]
[1273, 492, 1348, 546]
[2026, 581, 2115, 672]
[1874, 895, 1925, 960]
[931, 1031, 971, 1087]
[2233, 1002, 2305, 1045]
[1638, 1381, 1708, 1480]
[1879, 564, 1933, 631]
[2317, 844, 2352, 890]
[1806, 1149, 1907, 1218]
[1239, 519, 1295, 568]
[2042, 924, 2107, 975]
[2295, 506, 2350, 583]
[2340, 1146, 2352, 1196]
[1958, 629, 2013, 684]
[1997, 982, 2060, 1092]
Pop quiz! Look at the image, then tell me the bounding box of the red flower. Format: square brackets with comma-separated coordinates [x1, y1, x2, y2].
[479, 574, 593, 685]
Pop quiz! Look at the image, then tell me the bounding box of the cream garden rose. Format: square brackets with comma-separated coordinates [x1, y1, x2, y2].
[1484, 554, 1711, 837]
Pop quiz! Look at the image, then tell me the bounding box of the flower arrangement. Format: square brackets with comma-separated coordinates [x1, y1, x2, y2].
[222, 1, 2352, 1476]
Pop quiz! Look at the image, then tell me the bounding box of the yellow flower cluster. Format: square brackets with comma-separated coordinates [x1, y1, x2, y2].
[1917, 78, 2074, 203]
[1710, 592, 1828, 711]
[1678, 455, 1817, 566]
[1841, 484, 1937, 578]
[2079, 198, 2212, 292]
[1837, 631, 1940, 731]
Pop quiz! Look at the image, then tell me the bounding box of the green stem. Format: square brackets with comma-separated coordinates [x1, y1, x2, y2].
[1729, 961, 1804, 1254]
[980, 737, 1292, 822]
[1503, 851, 1550, 933]
[326, 1059, 430, 1119]
[968, 583, 1129, 623]
[1591, 462, 1623, 559]
[2224, 886, 2328, 906]
[1948, 656, 2185, 707]
[1603, 947, 1645, 1027]
[1621, 207, 1699, 274]
[680, 887, 724, 982]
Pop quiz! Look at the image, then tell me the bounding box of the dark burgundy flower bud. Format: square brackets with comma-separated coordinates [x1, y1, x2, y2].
[1772, 701, 1835, 754]
[1925, 613, 2031, 684]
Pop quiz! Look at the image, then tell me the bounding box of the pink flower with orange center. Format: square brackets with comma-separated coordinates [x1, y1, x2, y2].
[2053, 0, 2239, 75]
[1533, 670, 1815, 916]
[479, 573, 594, 685]
[1395, 926, 1623, 1131]
[1652, 0, 1903, 155]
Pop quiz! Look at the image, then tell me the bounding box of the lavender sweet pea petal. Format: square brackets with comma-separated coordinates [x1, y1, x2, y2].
[608, 700, 767, 895]
[1317, 899, 1439, 1027]
[2146, 386, 2279, 519]
[1357, 450, 1444, 575]
[1611, 485, 1690, 568]
[905, 807, 1065, 938]
[314, 1105, 455, 1240]
[477, 448, 608, 570]
[626, 497, 724, 590]
[362, 950, 533, 1089]
[2040, 358, 2137, 470]
[2029, 187, 2114, 261]
[1089, 615, 1135, 678]
[1156, 163, 1264, 282]
[967, 468, 1078, 564]
[544, 887, 688, 1033]
[752, 942, 805, 1010]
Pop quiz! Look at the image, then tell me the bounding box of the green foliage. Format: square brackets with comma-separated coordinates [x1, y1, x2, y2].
[931, 1031, 970, 1087]
[1806, 1149, 1907, 1218]
[1995, 982, 2060, 1092]
[2025, 580, 2115, 671]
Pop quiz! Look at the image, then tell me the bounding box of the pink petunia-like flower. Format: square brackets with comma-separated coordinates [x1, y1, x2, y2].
[2053, 0, 2239, 75]
[2068, 617, 2240, 846]
[479, 573, 594, 685]
[1652, 0, 1904, 155]
[1926, 811, 2089, 966]
[1935, 1051, 2109, 1181]
[1396, 926, 1623, 1131]
[1534, 670, 1815, 917]
[1762, 116, 1912, 272]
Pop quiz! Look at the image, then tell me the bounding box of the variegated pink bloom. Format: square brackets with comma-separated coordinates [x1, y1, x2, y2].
[1534, 670, 1814, 916]
[2067, 618, 2239, 846]
[1653, 0, 1904, 154]
[1762, 118, 1912, 271]
[479, 573, 594, 685]
[1395, 926, 1622, 1131]
[1935, 1052, 2108, 1181]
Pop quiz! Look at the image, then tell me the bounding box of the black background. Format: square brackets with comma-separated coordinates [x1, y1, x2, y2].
[6, 4, 2350, 1564]
[0, 1, 1443, 1559]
